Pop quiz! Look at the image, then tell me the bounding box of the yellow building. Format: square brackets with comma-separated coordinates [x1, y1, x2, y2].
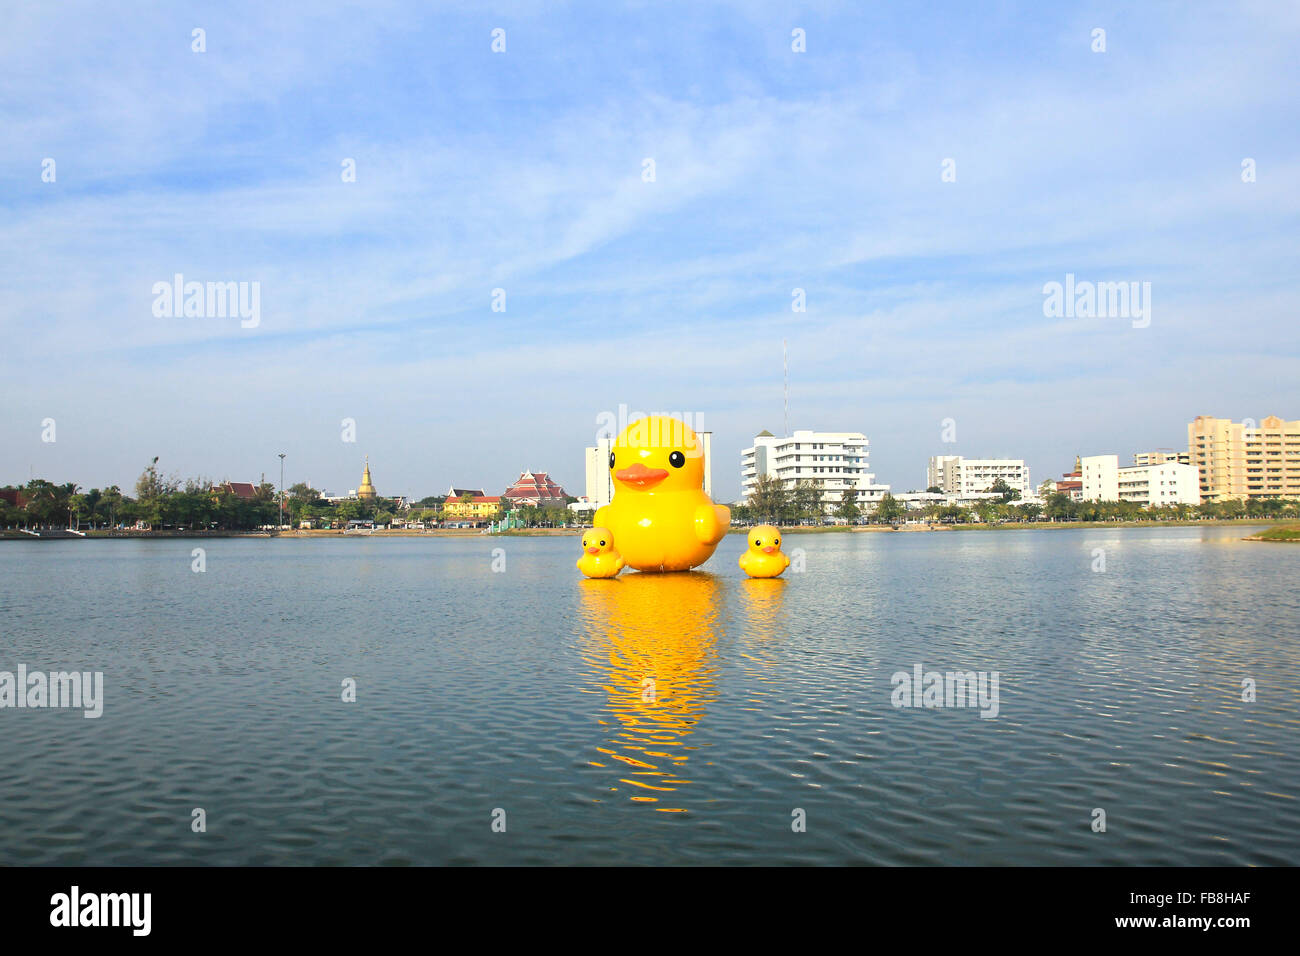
[357, 456, 377, 501]
[440, 494, 502, 523]
[1188, 415, 1300, 501]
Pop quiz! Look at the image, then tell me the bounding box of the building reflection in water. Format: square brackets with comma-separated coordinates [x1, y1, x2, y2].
[577, 572, 724, 811]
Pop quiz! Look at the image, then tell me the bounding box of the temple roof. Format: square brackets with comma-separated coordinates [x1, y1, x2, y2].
[502, 470, 568, 503]
[214, 481, 258, 499]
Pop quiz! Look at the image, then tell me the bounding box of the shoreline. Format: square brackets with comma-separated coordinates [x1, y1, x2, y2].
[3, 518, 1295, 541]
[1243, 525, 1300, 542]
[745, 519, 1297, 534]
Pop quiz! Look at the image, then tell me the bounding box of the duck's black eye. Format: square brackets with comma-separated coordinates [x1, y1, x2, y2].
[609, 452, 615, 469]
[669, 451, 685, 468]
[755, 539, 762, 546]
[774, 538, 780, 546]
[599, 539, 606, 547]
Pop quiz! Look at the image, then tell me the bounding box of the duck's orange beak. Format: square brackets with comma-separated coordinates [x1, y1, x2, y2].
[587, 546, 600, 554]
[762, 546, 776, 554]
[616, 462, 668, 488]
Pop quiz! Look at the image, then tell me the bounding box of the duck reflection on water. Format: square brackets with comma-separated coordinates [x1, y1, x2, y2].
[735, 576, 790, 678]
[577, 571, 725, 811]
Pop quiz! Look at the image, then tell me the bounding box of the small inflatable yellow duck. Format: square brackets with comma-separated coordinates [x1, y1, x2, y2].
[594, 415, 730, 572]
[577, 526, 624, 579]
[739, 525, 790, 578]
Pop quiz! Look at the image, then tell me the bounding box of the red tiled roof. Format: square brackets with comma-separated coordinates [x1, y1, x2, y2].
[214, 481, 258, 499]
[502, 470, 568, 504]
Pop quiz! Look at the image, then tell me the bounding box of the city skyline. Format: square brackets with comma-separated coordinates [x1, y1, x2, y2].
[4, 3, 1298, 501]
[3, 410, 1282, 506]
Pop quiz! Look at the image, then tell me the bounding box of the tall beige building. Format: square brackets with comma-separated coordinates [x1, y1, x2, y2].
[1188, 415, 1300, 501]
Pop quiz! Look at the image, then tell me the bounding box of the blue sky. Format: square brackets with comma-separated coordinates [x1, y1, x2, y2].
[3, 1, 1298, 501]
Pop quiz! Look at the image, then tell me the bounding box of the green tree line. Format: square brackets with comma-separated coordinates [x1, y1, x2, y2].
[734, 475, 885, 525]
[1, 459, 285, 531]
[2, 467, 580, 532]
[731, 473, 1300, 527]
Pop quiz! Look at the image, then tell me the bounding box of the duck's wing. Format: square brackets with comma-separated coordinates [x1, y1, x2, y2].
[694, 502, 731, 544]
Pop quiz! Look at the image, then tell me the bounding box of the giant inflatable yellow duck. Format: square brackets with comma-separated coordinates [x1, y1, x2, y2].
[593, 416, 730, 572]
[738, 524, 790, 578]
[577, 526, 624, 579]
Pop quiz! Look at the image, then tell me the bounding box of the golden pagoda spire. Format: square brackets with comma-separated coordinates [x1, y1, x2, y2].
[357, 455, 377, 500]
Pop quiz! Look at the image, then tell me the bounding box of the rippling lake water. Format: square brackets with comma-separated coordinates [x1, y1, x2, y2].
[1, 526, 1297, 865]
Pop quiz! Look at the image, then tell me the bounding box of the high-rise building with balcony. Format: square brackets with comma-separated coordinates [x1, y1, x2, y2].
[1188, 415, 1300, 501]
[742, 430, 890, 510]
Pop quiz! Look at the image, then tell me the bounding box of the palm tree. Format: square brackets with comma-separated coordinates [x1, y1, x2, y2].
[68, 493, 87, 531]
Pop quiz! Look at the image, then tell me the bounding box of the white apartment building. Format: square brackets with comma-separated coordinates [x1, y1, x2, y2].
[1133, 450, 1191, 467]
[741, 430, 891, 510]
[927, 456, 1030, 498]
[1080, 454, 1200, 506]
[584, 437, 615, 509]
[584, 431, 712, 509]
